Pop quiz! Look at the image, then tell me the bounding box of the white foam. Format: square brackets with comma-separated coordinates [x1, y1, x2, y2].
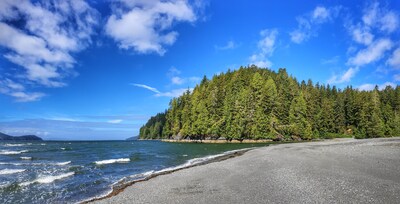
[0, 150, 28, 155]
[61, 148, 66, 150]
[0, 161, 70, 166]
[20, 172, 74, 186]
[0, 169, 26, 175]
[94, 158, 130, 165]
[4, 144, 25, 147]
[55, 161, 71, 166]
[89, 148, 252, 203]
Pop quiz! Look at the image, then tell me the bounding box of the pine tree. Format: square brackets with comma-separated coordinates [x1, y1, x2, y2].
[289, 92, 312, 140]
[140, 67, 399, 140]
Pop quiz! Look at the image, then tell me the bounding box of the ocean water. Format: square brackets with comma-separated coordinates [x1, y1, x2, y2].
[0, 140, 266, 203]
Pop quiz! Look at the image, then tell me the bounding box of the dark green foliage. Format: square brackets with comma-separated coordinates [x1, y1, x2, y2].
[139, 66, 400, 140]
[139, 112, 166, 139]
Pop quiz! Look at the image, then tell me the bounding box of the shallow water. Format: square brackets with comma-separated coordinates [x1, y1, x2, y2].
[0, 140, 266, 203]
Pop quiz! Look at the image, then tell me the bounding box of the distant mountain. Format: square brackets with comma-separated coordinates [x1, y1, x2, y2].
[0, 132, 43, 141]
[126, 136, 139, 140]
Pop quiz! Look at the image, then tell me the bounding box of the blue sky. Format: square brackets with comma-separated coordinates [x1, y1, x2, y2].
[0, 0, 399, 140]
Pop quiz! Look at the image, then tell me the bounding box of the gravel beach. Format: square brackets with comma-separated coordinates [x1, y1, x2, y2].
[94, 137, 400, 204]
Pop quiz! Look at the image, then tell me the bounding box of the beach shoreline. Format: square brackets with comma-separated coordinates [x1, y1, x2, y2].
[92, 137, 400, 204]
[82, 148, 252, 203]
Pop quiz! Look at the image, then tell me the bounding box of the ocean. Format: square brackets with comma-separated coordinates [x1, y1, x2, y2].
[0, 140, 266, 203]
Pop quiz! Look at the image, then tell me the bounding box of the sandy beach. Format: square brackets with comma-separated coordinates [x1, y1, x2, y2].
[94, 138, 400, 204]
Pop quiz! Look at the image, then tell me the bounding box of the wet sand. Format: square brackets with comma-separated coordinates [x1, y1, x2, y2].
[93, 137, 400, 204]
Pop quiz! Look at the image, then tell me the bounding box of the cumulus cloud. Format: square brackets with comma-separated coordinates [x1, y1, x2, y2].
[347, 2, 398, 47]
[249, 29, 278, 68]
[349, 26, 374, 45]
[348, 38, 393, 66]
[387, 48, 400, 69]
[171, 76, 185, 85]
[0, 78, 45, 102]
[362, 2, 399, 33]
[290, 6, 339, 44]
[329, 2, 399, 84]
[0, 0, 98, 101]
[357, 82, 396, 91]
[105, 0, 198, 55]
[327, 67, 359, 84]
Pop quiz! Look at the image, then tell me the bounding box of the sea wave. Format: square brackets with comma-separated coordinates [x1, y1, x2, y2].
[0, 169, 26, 175]
[111, 148, 250, 191]
[0, 150, 28, 155]
[0, 161, 71, 166]
[4, 144, 25, 147]
[79, 148, 252, 203]
[20, 172, 75, 186]
[94, 158, 130, 165]
[55, 161, 71, 166]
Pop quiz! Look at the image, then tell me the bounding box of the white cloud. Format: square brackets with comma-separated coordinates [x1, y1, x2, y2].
[0, 78, 45, 102]
[108, 119, 123, 124]
[167, 67, 199, 85]
[350, 26, 374, 45]
[155, 88, 192, 97]
[348, 38, 392, 66]
[9, 91, 45, 102]
[0, 0, 98, 101]
[357, 82, 396, 91]
[132, 84, 161, 94]
[133, 82, 192, 98]
[171, 76, 185, 85]
[327, 67, 359, 84]
[339, 2, 400, 84]
[394, 74, 400, 82]
[362, 2, 399, 33]
[290, 6, 339, 44]
[250, 29, 278, 68]
[105, 0, 197, 55]
[215, 40, 237, 50]
[348, 2, 398, 47]
[313, 6, 330, 21]
[387, 48, 400, 69]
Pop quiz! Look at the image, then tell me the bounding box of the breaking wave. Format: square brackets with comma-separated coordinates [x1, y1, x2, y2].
[20, 172, 75, 186]
[94, 158, 130, 165]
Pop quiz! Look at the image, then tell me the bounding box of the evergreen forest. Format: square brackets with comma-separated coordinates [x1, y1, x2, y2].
[139, 66, 400, 140]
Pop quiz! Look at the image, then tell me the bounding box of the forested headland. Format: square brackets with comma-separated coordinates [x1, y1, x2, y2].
[139, 66, 400, 141]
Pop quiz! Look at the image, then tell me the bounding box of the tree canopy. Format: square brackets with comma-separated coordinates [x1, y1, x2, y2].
[139, 66, 400, 140]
